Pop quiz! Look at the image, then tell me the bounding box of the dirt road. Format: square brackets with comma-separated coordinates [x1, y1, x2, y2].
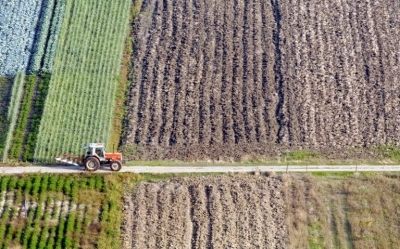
[1, 165, 400, 174]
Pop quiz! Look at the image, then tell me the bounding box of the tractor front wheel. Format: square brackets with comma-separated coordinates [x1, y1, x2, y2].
[110, 161, 122, 172]
[84, 157, 100, 171]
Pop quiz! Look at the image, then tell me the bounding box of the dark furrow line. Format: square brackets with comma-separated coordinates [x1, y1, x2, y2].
[251, 0, 266, 144]
[134, 0, 162, 145]
[182, 0, 201, 147]
[169, 0, 192, 148]
[210, 1, 225, 145]
[145, 0, 169, 146]
[157, 0, 176, 147]
[370, 1, 389, 144]
[288, 0, 304, 145]
[341, 0, 361, 147]
[304, 0, 317, 147]
[260, 0, 278, 144]
[157, 0, 181, 147]
[231, 0, 245, 144]
[209, 0, 224, 145]
[197, 0, 214, 145]
[310, 0, 327, 147]
[241, 0, 256, 143]
[271, 0, 286, 144]
[220, 0, 235, 144]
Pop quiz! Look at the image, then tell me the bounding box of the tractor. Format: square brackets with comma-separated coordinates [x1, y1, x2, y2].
[56, 143, 123, 171]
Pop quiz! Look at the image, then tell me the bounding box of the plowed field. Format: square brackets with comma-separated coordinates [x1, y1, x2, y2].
[123, 0, 400, 160]
[123, 175, 287, 248]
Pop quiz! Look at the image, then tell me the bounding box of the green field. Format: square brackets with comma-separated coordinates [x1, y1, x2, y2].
[0, 173, 141, 249]
[34, 0, 131, 162]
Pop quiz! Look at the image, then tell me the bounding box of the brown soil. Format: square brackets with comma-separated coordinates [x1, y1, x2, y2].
[123, 175, 287, 248]
[122, 0, 400, 160]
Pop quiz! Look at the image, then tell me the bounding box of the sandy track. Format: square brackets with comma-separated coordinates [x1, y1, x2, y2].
[2, 165, 400, 174]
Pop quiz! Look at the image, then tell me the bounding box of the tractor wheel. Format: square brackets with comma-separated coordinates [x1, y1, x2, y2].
[110, 161, 122, 172]
[84, 157, 100, 171]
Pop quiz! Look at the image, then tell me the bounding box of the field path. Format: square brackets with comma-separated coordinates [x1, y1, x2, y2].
[1, 165, 400, 174]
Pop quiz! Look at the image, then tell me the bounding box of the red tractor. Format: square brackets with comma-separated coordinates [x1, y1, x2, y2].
[56, 143, 123, 171]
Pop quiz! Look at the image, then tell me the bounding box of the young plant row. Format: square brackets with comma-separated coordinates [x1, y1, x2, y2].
[24, 74, 51, 162]
[9, 76, 37, 160]
[0, 77, 12, 158]
[30, 0, 66, 74]
[2, 73, 25, 162]
[0, 174, 108, 249]
[34, 0, 131, 162]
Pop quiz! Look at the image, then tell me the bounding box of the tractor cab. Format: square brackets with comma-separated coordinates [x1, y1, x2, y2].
[84, 143, 106, 161]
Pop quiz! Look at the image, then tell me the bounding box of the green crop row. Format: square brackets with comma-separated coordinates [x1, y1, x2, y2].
[30, 0, 66, 74]
[34, 0, 131, 162]
[42, 0, 66, 73]
[9, 75, 37, 160]
[0, 77, 12, 159]
[0, 174, 115, 249]
[2, 73, 25, 162]
[25, 74, 51, 161]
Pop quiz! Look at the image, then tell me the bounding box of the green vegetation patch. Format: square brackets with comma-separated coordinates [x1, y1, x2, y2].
[0, 173, 142, 249]
[2, 73, 25, 162]
[34, 0, 131, 162]
[285, 173, 400, 249]
[9, 75, 37, 160]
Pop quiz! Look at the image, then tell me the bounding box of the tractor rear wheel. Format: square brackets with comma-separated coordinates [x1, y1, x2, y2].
[110, 161, 122, 171]
[84, 157, 100, 171]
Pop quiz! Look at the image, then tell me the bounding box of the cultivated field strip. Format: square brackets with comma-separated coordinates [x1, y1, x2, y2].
[126, 176, 287, 249]
[284, 174, 400, 249]
[0, 174, 108, 249]
[34, 0, 131, 161]
[124, 0, 400, 160]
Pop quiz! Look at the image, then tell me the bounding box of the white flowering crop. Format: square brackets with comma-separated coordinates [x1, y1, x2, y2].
[0, 0, 42, 76]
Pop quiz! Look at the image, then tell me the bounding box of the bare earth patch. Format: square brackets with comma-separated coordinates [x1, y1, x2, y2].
[123, 175, 287, 249]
